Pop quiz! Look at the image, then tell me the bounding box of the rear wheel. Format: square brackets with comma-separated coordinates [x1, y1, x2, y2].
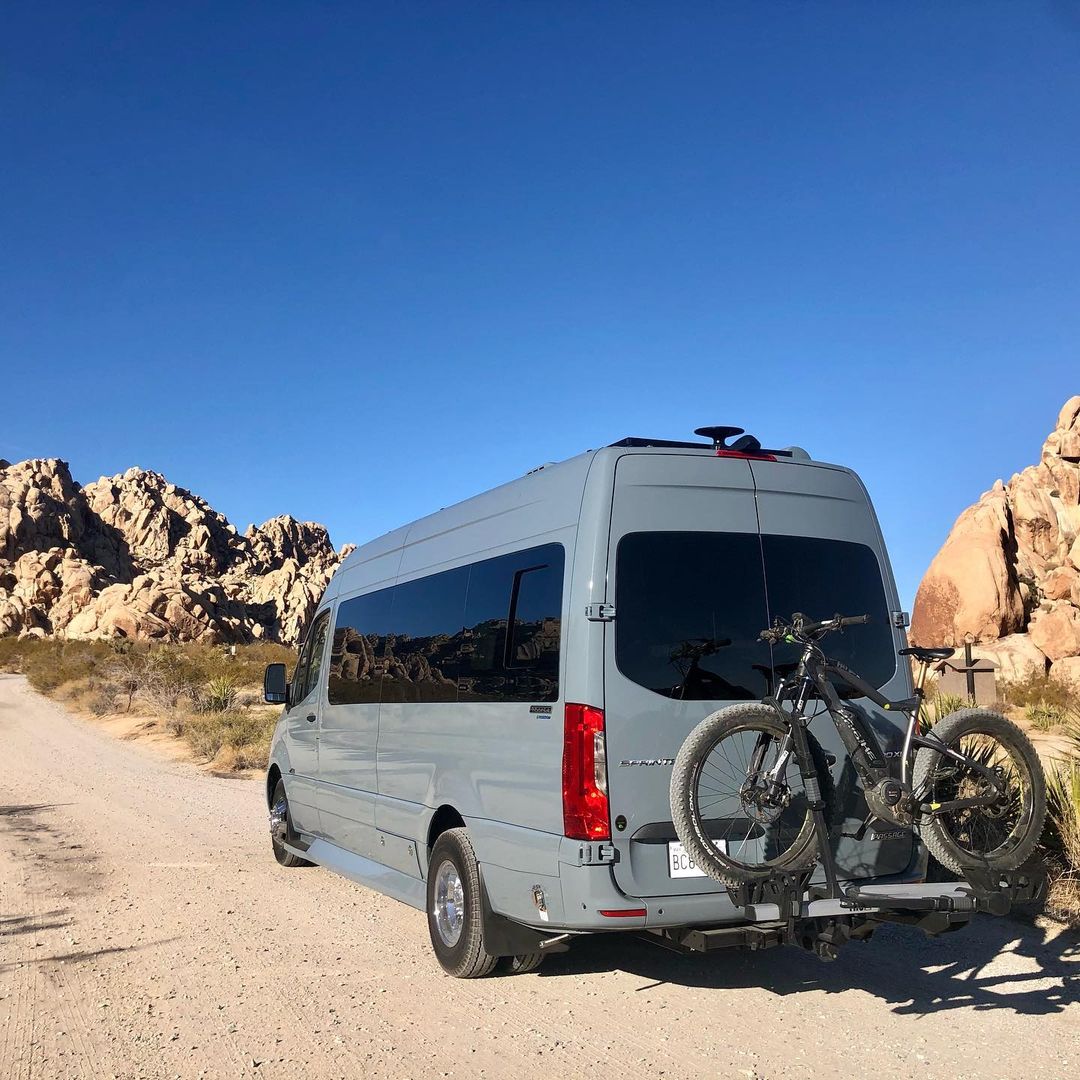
[269, 779, 312, 867]
[500, 952, 545, 975]
[913, 709, 1046, 874]
[426, 829, 499, 978]
[670, 703, 823, 885]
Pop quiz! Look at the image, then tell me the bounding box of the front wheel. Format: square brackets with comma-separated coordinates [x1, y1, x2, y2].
[913, 709, 1046, 875]
[670, 703, 824, 885]
[269, 779, 312, 867]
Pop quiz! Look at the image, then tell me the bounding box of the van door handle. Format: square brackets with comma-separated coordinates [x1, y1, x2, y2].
[306, 713, 317, 723]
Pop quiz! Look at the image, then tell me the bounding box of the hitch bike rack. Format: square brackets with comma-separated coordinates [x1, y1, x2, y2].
[645, 861, 1046, 961]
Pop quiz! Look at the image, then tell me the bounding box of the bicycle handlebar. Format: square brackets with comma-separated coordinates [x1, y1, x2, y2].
[758, 612, 870, 645]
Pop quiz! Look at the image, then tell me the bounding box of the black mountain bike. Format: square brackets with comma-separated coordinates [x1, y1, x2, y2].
[670, 613, 1047, 891]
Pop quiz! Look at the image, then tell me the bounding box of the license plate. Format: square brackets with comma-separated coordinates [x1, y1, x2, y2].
[667, 839, 725, 879]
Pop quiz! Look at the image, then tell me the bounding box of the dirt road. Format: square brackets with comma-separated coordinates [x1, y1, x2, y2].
[1, 674, 1077, 1080]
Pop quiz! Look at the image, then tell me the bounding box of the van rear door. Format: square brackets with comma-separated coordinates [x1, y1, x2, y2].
[603, 452, 913, 901]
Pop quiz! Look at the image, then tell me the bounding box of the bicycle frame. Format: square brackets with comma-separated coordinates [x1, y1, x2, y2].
[765, 641, 1006, 826]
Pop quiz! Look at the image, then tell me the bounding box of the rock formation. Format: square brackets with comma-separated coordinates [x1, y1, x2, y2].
[0, 458, 353, 645]
[911, 396, 1080, 686]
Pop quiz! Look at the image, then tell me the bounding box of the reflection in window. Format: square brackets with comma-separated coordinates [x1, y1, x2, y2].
[461, 545, 563, 703]
[381, 568, 468, 704]
[328, 590, 392, 705]
[615, 531, 894, 702]
[326, 544, 564, 706]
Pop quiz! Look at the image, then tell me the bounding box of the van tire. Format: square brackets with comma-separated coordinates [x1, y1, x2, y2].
[501, 952, 545, 975]
[671, 703, 826, 885]
[270, 779, 312, 867]
[426, 828, 500, 979]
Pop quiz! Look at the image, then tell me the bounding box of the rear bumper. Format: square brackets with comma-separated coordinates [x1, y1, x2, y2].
[476, 822, 929, 934]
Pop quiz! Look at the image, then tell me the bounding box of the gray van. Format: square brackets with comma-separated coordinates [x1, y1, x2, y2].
[263, 428, 922, 976]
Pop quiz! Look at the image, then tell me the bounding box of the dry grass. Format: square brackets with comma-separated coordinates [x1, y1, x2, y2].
[0, 635, 292, 771]
[1003, 670, 1079, 712]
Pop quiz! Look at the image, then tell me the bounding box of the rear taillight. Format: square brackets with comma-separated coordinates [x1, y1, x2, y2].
[715, 449, 777, 461]
[562, 703, 610, 840]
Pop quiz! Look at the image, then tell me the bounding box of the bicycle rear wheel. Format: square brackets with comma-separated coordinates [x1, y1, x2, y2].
[913, 708, 1046, 874]
[670, 703, 823, 885]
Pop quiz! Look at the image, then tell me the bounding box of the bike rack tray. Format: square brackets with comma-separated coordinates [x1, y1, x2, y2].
[733, 863, 1045, 923]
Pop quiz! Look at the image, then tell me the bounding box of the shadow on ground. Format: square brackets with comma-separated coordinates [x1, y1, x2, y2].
[540, 916, 1080, 1016]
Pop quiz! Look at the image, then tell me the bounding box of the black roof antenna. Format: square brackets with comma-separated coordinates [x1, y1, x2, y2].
[694, 426, 762, 454]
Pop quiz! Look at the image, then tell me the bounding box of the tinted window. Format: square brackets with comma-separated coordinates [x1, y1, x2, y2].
[460, 544, 563, 703]
[615, 531, 894, 701]
[295, 609, 331, 704]
[761, 534, 895, 687]
[328, 590, 393, 705]
[381, 567, 469, 703]
[327, 542, 565, 706]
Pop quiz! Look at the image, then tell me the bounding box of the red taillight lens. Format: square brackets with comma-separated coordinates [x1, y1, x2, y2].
[562, 703, 610, 840]
[715, 449, 777, 461]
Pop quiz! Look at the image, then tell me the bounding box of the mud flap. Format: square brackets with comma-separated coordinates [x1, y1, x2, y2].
[477, 867, 570, 957]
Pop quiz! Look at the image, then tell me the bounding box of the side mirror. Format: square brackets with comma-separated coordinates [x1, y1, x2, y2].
[264, 663, 288, 705]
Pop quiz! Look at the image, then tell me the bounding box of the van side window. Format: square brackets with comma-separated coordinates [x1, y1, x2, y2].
[295, 608, 332, 704]
[327, 589, 393, 705]
[381, 567, 469, 704]
[461, 543, 563, 703]
[327, 542, 565, 706]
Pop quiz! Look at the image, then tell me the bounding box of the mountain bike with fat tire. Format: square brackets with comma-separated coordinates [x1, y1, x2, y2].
[669, 613, 1047, 892]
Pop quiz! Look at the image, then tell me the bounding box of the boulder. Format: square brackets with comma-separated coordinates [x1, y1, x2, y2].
[967, 634, 1048, 684]
[0, 457, 351, 646]
[913, 396, 1080, 668]
[1050, 656, 1080, 691]
[1028, 605, 1080, 663]
[910, 483, 1024, 646]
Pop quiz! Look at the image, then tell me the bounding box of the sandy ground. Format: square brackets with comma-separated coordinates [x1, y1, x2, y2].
[1, 674, 1078, 1080]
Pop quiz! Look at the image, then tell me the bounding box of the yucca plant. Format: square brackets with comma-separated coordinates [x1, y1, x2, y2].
[198, 674, 239, 714]
[1026, 702, 1068, 732]
[925, 692, 970, 727]
[1044, 721, 1080, 920]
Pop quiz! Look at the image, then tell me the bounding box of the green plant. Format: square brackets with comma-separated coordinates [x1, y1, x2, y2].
[926, 692, 969, 726]
[1044, 723, 1080, 921]
[198, 674, 239, 713]
[1025, 702, 1069, 732]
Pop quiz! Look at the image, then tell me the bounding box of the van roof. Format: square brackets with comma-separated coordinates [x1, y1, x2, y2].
[336, 432, 844, 581]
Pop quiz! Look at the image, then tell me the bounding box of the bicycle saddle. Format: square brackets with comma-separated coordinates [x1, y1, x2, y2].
[898, 646, 954, 662]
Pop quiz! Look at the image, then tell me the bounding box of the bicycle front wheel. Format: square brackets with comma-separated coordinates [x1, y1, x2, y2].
[670, 703, 823, 885]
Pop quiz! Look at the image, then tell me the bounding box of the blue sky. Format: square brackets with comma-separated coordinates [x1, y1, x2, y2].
[3, 3, 1078, 605]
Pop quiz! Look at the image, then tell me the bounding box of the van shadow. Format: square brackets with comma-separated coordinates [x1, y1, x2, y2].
[540, 916, 1080, 1016]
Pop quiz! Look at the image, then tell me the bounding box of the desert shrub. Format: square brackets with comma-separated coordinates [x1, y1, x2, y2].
[138, 649, 203, 712]
[182, 708, 277, 768]
[196, 674, 240, 713]
[1025, 702, 1070, 732]
[1044, 725, 1080, 921]
[1003, 671, 1078, 711]
[19, 639, 116, 693]
[0, 636, 32, 672]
